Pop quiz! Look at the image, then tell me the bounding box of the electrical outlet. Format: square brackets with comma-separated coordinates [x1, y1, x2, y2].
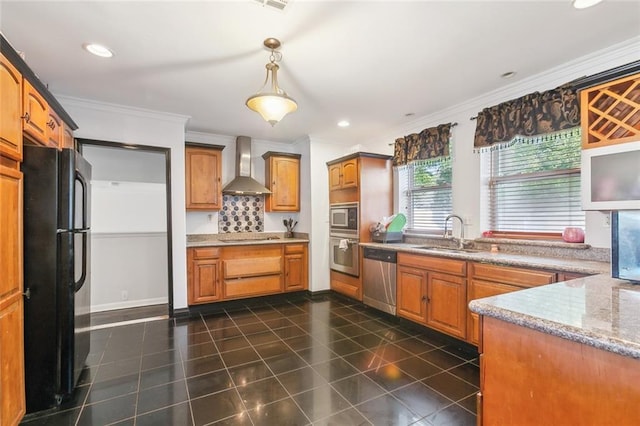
[604, 213, 610, 227]
[121, 290, 128, 301]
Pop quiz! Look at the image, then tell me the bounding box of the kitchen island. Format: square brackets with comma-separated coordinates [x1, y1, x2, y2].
[469, 275, 640, 425]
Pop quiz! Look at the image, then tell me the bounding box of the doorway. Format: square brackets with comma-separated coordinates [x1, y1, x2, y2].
[78, 139, 174, 322]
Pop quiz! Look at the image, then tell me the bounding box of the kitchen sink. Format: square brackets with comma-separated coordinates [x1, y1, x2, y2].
[412, 245, 483, 253]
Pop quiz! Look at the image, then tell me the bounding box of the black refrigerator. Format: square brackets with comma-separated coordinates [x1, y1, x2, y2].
[22, 144, 92, 413]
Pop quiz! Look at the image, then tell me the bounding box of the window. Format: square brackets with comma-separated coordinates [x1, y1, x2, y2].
[398, 157, 452, 233]
[484, 128, 584, 235]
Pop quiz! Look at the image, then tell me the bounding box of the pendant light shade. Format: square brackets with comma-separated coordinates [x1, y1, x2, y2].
[246, 38, 297, 126]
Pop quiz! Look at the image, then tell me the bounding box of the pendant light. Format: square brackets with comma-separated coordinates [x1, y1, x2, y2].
[246, 38, 297, 126]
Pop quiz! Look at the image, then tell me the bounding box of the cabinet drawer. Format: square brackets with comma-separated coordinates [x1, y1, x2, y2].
[470, 262, 555, 288]
[224, 275, 282, 298]
[398, 253, 466, 276]
[223, 256, 282, 278]
[284, 244, 305, 254]
[193, 247, 220, 259]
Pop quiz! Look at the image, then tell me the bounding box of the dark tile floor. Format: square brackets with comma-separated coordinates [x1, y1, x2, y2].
[21, 294, 479, 426]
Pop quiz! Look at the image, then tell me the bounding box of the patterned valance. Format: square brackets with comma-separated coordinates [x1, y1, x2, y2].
[473, 86, 580, 152]
[393, 123, 452, 166]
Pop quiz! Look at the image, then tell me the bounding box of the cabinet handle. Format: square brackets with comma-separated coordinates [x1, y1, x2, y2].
[422, 296, 427, 302]
[47, 119, 56, 130]
[23, 288, 31, 299]
[21, 112, 31, 123]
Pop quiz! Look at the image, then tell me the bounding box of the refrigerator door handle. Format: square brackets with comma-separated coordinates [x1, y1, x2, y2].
[74, 230, 89, 293]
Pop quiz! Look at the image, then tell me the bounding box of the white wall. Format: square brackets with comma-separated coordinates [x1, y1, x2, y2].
[305, 138, 353, 291]
[362, 37, 640, 249]
[57, 96, 191, 310]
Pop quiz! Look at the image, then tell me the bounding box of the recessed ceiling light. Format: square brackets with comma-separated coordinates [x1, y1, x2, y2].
[404, 113, 415, 117]
[572, 0, 603, 9]
[337, 120, 350, 128]
[83, 43, 114, 58]
[501, 71, 517, 79]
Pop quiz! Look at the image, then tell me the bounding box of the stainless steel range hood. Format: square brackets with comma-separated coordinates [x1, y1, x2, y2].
[222, 136, 271, 195]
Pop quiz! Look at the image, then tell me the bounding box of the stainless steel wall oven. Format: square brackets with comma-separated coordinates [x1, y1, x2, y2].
[329, 202, 359, 276]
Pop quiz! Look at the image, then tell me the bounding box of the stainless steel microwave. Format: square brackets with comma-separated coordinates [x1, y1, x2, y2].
[330, 202, 358, 233]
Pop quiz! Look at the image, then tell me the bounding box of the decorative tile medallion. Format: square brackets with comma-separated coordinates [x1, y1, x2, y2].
[219, 195, 264, 233]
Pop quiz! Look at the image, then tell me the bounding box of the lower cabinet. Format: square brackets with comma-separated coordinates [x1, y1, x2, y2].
[187, 242, 308, 305]
[397, 253, 467, 340]
[467, 262, 557, 346]
[187, 247, 222, 304]
[284, 244, 308, 291]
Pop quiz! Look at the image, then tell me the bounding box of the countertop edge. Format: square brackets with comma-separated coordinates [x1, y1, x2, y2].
[187, 238, 309, 248]
[360, 242, 609, 275]
[469, 290, 640, 360]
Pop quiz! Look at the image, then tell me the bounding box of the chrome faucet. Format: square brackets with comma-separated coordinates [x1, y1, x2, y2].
[443, 214, 465, 248]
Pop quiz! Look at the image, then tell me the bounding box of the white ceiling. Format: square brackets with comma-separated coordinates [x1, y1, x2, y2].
[1, 1, 639, 145]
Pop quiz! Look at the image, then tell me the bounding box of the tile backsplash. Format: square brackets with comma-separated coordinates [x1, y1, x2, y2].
[219, 195, 264, 233]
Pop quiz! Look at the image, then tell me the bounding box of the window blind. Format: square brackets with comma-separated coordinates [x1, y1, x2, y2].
[486, 129, 584, 233]
[400, 157, 452, 233]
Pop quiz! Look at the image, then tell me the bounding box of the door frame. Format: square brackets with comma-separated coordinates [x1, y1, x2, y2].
[76, 138, 175, 316]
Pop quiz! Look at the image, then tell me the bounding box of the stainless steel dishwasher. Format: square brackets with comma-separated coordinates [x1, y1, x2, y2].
[362, 247, 397, 315]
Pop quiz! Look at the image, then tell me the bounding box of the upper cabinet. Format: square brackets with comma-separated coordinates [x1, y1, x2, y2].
[326, 153, 392, 241]
[185, 143, 224, 211]
[580, 72, 640, 149]
[0, 53, 23, 161]
[328, 158, 358, 191]
[22, 79, 49, 146]
[45, 109, 65, 148]
[262, 151, 301, 212]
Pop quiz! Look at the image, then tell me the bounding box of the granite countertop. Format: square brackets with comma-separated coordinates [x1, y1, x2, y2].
[360, 242, 609, 275]
[469, 274, 640, 359]
[187, 232, 309, 247]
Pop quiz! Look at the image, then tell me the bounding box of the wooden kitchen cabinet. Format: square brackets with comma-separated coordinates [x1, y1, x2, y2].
[187, 242, 309, 305]
[466, 262, 557, 345]
[45, 108, 64, 148]
[0, 164, 26, 426]
[397, 253, 467, 339]
[222, 245, 283, 299]
[397, 265, 428, 324]
[187, 247, 222, 304]
[479, 315, 640, 425]
[0, 53, 23, 161]
[262, 151, 301, 212]
[581, 72, 640, 149]
[22, 79, 49, 146]
[284, 244, 308, 291]
[328, 158, 358, 191]
[327, 153, 392, 302]
[62, 125, 74, 150]
[185, 144, 224, 211]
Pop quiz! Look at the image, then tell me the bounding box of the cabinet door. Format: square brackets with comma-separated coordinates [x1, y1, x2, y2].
[284, 254, 305, 291]
[62, 125, 75, 150]
[427, 272, 466, 339]
[0, 165, 26, 424]
[191, 258, 221, 304]
[45, 109, 63, 148]
[0, 53, 23, 161]
[341, 159, 358, 188]
[22, 79, 48, 145]
[266, 156, 300, 212]
[397, 265, 427, 324]
[467, 279, 519, 345]
[185, 147, 222, 210]
[328, 163, 342, 191]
